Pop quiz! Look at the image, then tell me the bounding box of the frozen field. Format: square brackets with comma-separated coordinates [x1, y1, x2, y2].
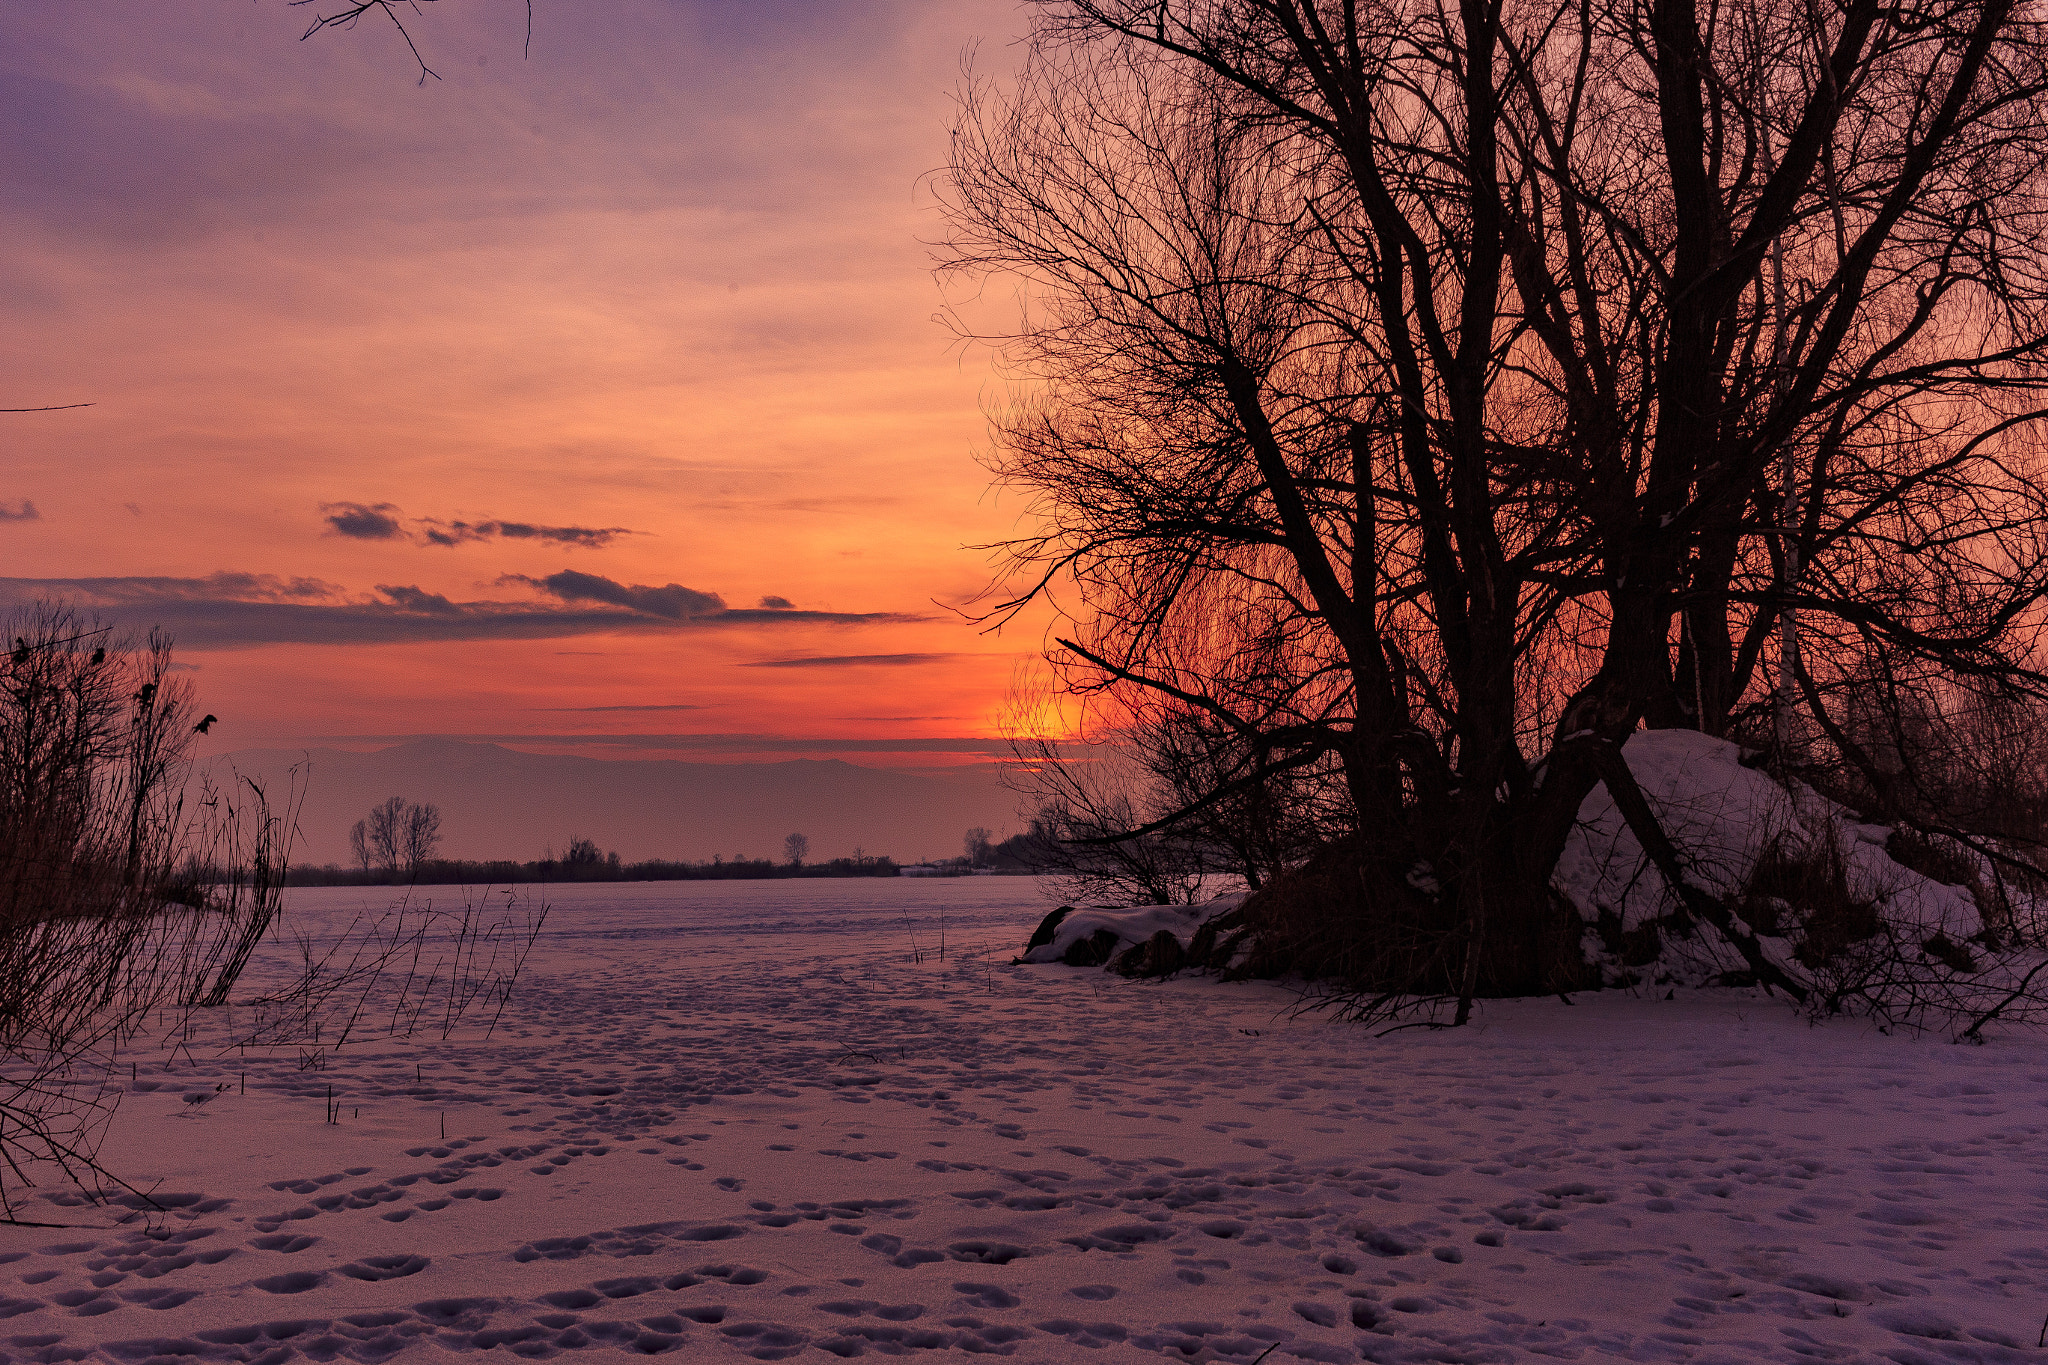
[0, 877, 2043, 1363]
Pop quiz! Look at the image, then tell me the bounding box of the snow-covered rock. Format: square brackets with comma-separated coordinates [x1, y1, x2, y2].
[1018, 893, 1248, 967]
[1556, 730, 1985, 984]
[1022, 731, 1999, 993]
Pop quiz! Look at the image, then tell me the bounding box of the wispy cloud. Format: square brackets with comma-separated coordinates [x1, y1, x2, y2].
[421, 519, 634, 549]
[323, 502, 635, 549]
[0, 499, 41, 523]
[309, 732, 1013, 756]
[509, 570, 726, 620]
[742, 653, 964, 669]
[0, 574, 923, 648]
[529, 703, 706, 713]
[61, 571, 346, 602]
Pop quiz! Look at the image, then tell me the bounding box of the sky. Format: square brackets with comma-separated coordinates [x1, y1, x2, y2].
[0, 0, 1046, 770]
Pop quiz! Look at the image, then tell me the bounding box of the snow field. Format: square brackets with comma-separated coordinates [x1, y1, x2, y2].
[0, 878, 2040, 1364]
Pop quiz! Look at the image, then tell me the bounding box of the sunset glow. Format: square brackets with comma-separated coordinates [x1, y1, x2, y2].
[0, 0, 1042, 768]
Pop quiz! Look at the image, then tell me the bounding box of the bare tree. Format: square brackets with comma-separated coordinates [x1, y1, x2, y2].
[944, 0, 2048, 1017]
[964, 827, 994, 867]
[402, 801, 443, 871]
[784, 832, 810, 867]
[1004, 719, 1220, 905]
[357, 796, 438, 878]
[364, 797, 407, 877]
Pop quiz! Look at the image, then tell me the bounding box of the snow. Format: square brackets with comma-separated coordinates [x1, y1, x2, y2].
[1019, 896, 1247, 967]
[1555, 730, 1986, 983]
[0, 877, 2043, 1363]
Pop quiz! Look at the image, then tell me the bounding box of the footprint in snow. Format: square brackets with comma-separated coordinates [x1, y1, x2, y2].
[339, 1254, 429, 1281]
[954, 1282, 1021, 1309]
[251, 1270, 325, 1294]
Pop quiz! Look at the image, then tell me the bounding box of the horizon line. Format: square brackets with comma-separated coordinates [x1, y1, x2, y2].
[233, 732, 1019, 757]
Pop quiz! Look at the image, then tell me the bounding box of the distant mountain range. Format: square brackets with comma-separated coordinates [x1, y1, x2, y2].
[206, 739, 1024, 867]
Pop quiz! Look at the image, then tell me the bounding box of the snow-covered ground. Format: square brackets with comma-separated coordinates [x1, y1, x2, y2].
[0, 877, 2042, 1363]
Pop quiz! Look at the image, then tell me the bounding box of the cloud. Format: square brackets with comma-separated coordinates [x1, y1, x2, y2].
[374, 584, 460, 613]
[512, 570, 727, 620]
[311, 732, 1014, 756]
[322, 501, 404, 540]
[77, 570, 345, 603]
[0, 499, 39, 522]
[421, 519, 635, 549]
[742, 653, 963, 669]
[0, 573, 921, 648]
[530, 703, 706, 712]
[322, 502, 634, 549]
[757, 595, 795, 609]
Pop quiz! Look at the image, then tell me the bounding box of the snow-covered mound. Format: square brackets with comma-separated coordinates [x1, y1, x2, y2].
[1019, 893, 1249, 970]
[1557, 730, 1987, 986]
[1021, 731, 2005, 997]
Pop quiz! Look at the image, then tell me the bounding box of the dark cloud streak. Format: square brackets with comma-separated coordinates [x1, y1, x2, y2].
[422, 519, 634, 549]
[0, 575, 924, 649]
[511, 569, 726, 620]
[322, 501, 634, 548]
[530, 703, 706, 713]
[309, 731, 1013, 756]
[321, 501, 404, 540]
[742, 653, 963, 669]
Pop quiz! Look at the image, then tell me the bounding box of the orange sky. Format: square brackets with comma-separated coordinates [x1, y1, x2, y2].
[0, 0, 1053, 769]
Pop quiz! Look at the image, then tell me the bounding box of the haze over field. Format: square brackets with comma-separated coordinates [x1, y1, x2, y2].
[219, 740, 1022, 866]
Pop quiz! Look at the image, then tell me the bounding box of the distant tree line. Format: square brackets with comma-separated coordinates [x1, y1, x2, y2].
[292, 828, 902, 887]
[286, 856, 901, 887]
[299, 809, 1060, 887]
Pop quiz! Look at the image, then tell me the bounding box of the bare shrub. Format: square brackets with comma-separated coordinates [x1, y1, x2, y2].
[228, 887, 548, 1053]
[1005, 728, 1218, 907]
[0, 605, 307, 1220]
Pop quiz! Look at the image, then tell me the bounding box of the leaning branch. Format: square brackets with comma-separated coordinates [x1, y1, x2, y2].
[1584, 741, 1810, 1002]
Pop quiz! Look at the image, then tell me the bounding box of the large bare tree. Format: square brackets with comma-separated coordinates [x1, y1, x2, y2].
[944, 0, 2048, 1013]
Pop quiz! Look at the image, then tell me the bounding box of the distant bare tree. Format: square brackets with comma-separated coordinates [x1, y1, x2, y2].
[357, 796, 438, 878]
[963, 827, 994, 867]
[363, 797, 406, 876]
[784, 832, 810, 867]
[402, 801, 443, 870]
